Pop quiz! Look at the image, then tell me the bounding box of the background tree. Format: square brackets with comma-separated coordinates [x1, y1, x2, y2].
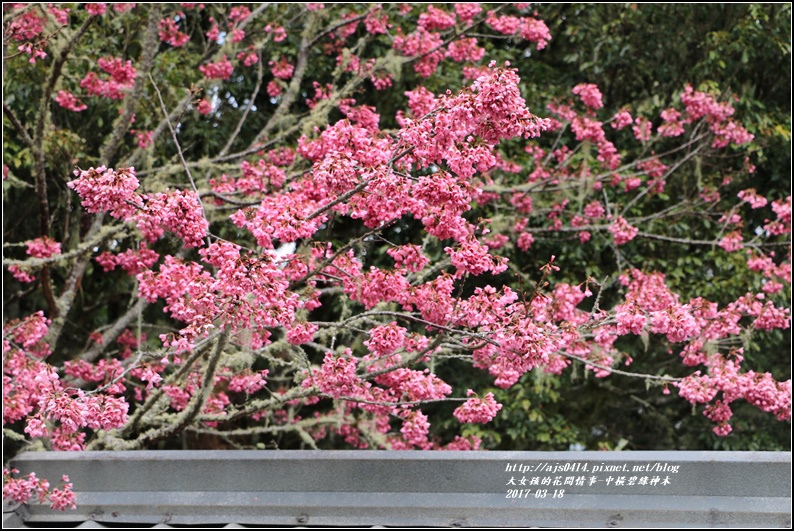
[3, 4, 790, 505]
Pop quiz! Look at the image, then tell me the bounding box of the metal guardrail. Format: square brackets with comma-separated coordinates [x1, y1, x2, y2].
[4, 451, 791, 527]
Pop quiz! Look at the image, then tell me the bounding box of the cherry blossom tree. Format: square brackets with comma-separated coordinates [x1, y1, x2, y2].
[3, 2, 790, 510]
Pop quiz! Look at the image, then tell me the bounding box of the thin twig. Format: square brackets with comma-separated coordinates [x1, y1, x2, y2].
[556, 351, 681, 382]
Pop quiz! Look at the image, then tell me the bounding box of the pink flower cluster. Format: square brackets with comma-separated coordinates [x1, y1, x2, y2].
[611, 110, 633, 129]
[85, 3, 106, 16]
[393, 27, 445, 78]
[139, 242, 302, 350]
[387, 244, 429, 273]
[485, 11, 551, 49]
[196, 98, 213, 115]
[737, 188, 768, 209]
[26, 236, 61, 258]
[658, 108, 684, 137]
[364, 322, 407, 356]
[454, 3, 482, 22]
[453, 390, 502, 423]
[445, 236, 508, 277]
[4, 310, 130, 450]
[680, 85, 753, 147]
[269, 57, 294, 80]
[67, 166, 140, 217]
[417, 5, 456, 31]
[95, 245, 159, 274]
[608, 216, 639, 245]
[305, 351, 362, 398]
[199, 55, 233, 80]
[237, 49, 258, 67]
[55, 90, 87, 112]
[80, 56, 137, 100]
[227, 370, 269, 394]
[135, 189, 207, 248]
[158, 17, 190, 47]
[6, 9, 44, 41]
[68, 166, 208, 248]
[572, 83, 603, 110]
[3, 470, 76, 511]
[677, 353, 791, 435]
[399, 63, 551, 182]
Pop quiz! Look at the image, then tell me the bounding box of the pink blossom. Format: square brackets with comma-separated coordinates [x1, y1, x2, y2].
[370, 71, 393, 90]
[771, 196, 791, 225]
[609, 216, 639, 245]
[304, 351, 361, 398]
[364, 8, 390, 35]
[55, 90, 87, 112]
[205, 19, 220, 42]
[445, 236, 508, 277]
[80, 56, 136, 100]
[237, 49, 258, 67]
[26, 236, 61, 258]
[196, 98, 213, 115]
[584, 201, 606, 219]
[364, 323, 407, 356]
[265, 24, 287, 42]
[658, 108, 684, 137]
[136, 364, 163, 390]
[753, 302, 791, 332]
[49, 481, 76, 511]
[393, 28, 445, 78]
[400, 410, 430, 447]
[269, 57, 294, 80]
[446, 37, 485, 63]
[711, 120, 754, 148]
[158, 17, 190, 47]
[67, 166, 140, 218]
[418, 5, 456, 31]
[228, 370, 269, 394]
[266, 80, 283, 98]
[454, 3, 482, 22]
[96, 245, 158, 275]
[611, 110, 633, 130]
[134, 189, 208, 248]
[571, 115, 605, 143]
[737, 188, 768, 209]
[719, 231, 743, 253]
[85, 3, 106, 16]
[520, 17, 551, 50]
[3, 470, 50, 505]
[229, 5, 251, 22]
[572, 83, 603, 110]
[516, 231, 534, 252]
[677, 372, 718, 404]
[24, 413, 48, 438]
[132, 130, 153, 149]
[230, 27, 245, 43]
[387, 245, 429, 273]
[681, 85, 734, 124]
[453, 390, 502, 423]
[7, 9, 44, 41]
[286, 322, 318, 345]
[9, 260, 40, 283]
[199, 56, 233, 80]
[485, 12, 520, 35]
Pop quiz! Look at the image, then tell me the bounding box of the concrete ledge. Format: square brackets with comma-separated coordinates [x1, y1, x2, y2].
[6, 451, 792, 527]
